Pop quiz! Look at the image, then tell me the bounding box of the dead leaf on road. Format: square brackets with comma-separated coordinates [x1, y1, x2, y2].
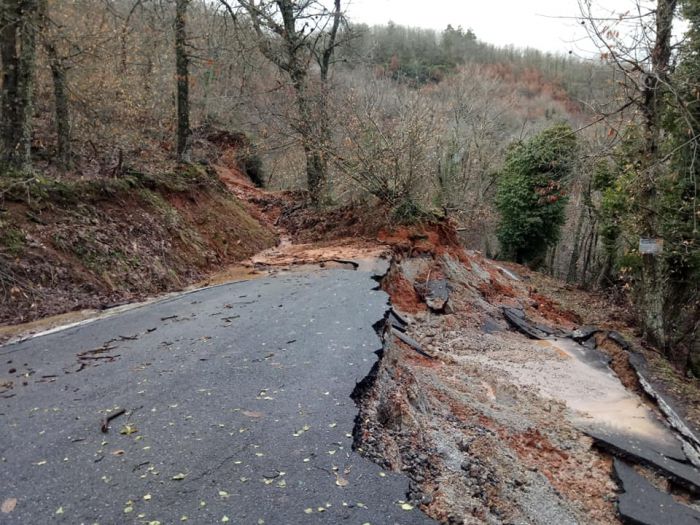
[119, 424, 138, 435]
[335, 474, 349, 487]
[242, 410, 263, 418]
[1, 498, 17, 514]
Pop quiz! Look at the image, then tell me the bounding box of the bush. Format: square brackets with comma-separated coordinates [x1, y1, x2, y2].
[495, 123, 577, 265]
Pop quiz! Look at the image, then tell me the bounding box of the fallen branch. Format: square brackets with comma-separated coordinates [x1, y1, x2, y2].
[100, 408, 126, 433]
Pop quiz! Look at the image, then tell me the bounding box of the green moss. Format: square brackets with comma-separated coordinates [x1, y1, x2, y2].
[0, 222, 27, 256]
[0, 163, 222, 209]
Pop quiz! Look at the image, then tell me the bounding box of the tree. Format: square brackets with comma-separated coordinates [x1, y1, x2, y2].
[220, 0, 343, 204]
[40, 0, 72, 170]
[0, 0, 41, 170]
[332, 73, 437, 219]
[663, 0, 700, 373]
[175, 0, 191, 163]
[579, 0, 700, 372]
[495, 123, 577, 267]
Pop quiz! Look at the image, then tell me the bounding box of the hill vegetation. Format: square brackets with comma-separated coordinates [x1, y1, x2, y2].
[0, 0, 697, 375]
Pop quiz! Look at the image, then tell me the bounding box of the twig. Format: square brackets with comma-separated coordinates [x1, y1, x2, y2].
[100, 408, 126, 433]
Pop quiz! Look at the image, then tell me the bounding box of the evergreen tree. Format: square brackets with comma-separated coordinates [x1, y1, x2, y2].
[495, 123, 577, 266]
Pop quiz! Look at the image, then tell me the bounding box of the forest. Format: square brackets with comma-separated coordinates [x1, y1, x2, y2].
[0, 1, 697, 373]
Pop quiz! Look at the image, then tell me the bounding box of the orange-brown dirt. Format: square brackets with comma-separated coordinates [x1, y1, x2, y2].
[0, 142, 277, 336]
[504, 429, 617, 523]
[381, 268, 427, 314]
[354, 220, 700, 524]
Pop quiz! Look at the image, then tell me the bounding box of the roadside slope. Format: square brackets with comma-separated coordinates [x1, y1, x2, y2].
[0, 165, 276, 329]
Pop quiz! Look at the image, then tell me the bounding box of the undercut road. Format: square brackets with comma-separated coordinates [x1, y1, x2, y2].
[0, 266, 434, 524]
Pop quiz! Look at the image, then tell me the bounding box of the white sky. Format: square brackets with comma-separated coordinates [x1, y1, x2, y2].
[344, 0, 650, 56]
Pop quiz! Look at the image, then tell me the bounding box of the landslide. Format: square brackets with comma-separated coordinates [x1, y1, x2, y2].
[0, 161, 276, 328]
[352, 221, 700, 524]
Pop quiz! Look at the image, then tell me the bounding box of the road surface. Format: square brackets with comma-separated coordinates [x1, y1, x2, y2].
[0, 266, 434, 524]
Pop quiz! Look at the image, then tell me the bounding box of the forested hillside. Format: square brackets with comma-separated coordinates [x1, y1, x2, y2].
[0, 0, 697, 374]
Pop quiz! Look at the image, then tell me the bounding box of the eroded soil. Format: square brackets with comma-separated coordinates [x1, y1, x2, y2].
[353, 234, 700, 524]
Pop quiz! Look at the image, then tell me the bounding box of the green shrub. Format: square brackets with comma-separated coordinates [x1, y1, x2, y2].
[495, 123, 577, 265]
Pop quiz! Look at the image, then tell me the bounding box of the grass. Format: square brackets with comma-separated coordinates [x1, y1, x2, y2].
[0, 223, 26, 256]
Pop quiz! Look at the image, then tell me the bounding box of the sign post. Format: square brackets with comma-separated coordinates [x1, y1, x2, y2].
[639, 238, 664, 255]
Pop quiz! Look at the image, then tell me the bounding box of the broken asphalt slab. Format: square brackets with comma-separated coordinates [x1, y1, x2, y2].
[614, 458, 700, 525]
[586, 426, 700, 493]
[0, 268, 435, 524]
[629, 352, 700, 456]
[502, 307, 553, 340]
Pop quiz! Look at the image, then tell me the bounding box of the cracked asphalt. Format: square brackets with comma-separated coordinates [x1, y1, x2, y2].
[0, 267, 434, 524]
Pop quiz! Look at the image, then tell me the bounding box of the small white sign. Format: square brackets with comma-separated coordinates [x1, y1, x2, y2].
[639, 238, 664, 255]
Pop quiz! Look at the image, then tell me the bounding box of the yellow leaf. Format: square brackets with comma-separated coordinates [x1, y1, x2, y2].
[120, 425, 138, 435]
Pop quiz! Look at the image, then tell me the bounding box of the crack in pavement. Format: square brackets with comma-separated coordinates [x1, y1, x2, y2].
[0, 266, 434, 524]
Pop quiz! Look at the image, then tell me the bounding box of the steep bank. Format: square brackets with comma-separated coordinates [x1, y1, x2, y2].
[0, 165, 276, 327]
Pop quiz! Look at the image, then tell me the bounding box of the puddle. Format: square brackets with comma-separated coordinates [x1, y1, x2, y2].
[0, 309, 104, 345]
[486, 338, 679, 449]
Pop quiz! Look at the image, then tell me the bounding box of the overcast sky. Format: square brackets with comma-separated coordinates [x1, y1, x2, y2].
[344, 0, 649, 56]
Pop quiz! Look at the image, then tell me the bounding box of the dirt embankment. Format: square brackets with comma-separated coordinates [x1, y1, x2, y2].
[0, 161, 276, 329]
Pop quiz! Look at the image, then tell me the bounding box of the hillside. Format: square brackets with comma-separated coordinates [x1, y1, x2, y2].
[0, 136, 276, 327]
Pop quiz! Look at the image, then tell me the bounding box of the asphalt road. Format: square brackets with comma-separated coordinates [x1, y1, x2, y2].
[0, 267, 434, 524]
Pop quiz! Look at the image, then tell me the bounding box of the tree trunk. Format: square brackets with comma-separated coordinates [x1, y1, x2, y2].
[567, 204, 586, 283]
[175, 0, 191, 163]
[567, 180, 592, 284]
[638, 0, 677, 348]
[290, 69, 327, 203]
[45, 41, 71, 170]
[581, 224, 597, 288]
[0, 0, 39, 170]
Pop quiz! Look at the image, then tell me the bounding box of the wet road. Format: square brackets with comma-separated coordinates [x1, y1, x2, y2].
[0, 267, 434, 524]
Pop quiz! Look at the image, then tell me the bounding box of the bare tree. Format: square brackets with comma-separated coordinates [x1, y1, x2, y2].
[0, 0, 41, 170]
[175, 0, 191, 163]
[578, 0, 699, 358]
[220, 0, 343, 204]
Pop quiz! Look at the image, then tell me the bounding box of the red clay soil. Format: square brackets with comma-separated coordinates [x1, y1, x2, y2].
[381, 268, 427, 314]
[596, 335, 643, 393]
[378, 221, 468, 262]
[478, 279, 517, 301]
[504, 428, 617, 523]
[528, 290, 582, 327]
